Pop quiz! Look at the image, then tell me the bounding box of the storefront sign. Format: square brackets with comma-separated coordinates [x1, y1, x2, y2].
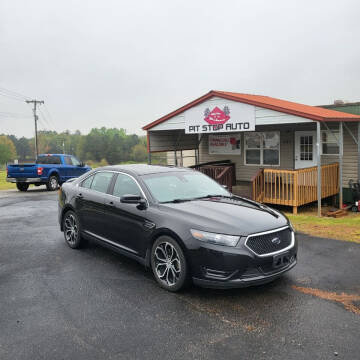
[185, 102, 255, 134]
[209, 134, 241, 155]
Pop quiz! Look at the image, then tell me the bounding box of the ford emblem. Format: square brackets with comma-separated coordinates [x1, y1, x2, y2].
[271, 237, 281, 245]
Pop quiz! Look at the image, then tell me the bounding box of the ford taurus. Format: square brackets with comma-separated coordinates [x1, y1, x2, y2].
[58, 165, 297, 292]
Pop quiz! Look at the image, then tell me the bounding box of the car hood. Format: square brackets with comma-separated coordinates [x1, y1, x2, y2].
[159, 197, 288, 236]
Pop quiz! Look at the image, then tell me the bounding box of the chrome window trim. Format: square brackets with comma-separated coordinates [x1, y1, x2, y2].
[244, 226, 295, 257]
[77, 170, 149, 206]
[84, 230, 138, 254]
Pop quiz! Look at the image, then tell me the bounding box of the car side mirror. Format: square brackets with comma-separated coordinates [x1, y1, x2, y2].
[120, 194, 147, 209]
[222, 185, 228, 190]
[78, 162, 85, 167]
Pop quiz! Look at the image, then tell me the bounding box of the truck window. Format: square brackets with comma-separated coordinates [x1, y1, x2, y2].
[36, 156, 61, 164]
[64, 157, 72, 165]
[70, 156, 81, 166]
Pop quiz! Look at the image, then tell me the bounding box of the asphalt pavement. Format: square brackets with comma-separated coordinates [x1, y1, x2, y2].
[0, 187, 359, 360]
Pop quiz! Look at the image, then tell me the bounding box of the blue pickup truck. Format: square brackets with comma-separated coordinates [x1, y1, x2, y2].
[7, 154, 91, 191]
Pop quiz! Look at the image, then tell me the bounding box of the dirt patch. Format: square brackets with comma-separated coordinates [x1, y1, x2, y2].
[292, 285, 360, 315]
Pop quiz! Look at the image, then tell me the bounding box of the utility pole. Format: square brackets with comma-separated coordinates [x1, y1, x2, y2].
[26, 99, 44, 159]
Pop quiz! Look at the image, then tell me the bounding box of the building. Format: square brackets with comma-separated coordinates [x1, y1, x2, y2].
[143, 90, 360, 215]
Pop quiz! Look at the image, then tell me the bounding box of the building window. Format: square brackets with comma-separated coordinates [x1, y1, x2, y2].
[322, 130, 339, 155]
[300, 135, 313, 160]
[245, 131, 280, 166]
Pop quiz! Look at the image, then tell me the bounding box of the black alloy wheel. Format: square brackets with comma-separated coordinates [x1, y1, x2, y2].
[16, 183, 29, 192]
[47, 175, 59, 191]
[151, 236, 188, 292]
[63, 210, 82, 249]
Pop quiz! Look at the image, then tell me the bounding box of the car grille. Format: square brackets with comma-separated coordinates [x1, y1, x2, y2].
[245, 227, 293, 256]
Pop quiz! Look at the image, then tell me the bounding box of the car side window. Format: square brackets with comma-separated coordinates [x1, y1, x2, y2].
[81, 175, 94, 189]
[90, 172, 114, 194]
[64, 157, 72, 165]
[112, 173, 142, 198]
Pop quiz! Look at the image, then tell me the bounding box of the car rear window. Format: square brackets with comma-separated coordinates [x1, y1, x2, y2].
[36, 156, 61, 164]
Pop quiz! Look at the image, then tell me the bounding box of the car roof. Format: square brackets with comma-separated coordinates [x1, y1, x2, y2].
[99, 164, 191, 176]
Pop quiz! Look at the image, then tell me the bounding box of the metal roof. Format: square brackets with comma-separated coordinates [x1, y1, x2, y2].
[143, 90, 360, 130]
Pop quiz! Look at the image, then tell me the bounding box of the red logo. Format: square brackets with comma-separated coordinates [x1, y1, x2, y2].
[204, 106, 230, 125]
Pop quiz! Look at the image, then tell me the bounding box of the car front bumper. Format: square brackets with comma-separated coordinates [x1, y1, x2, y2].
[189, 233, 298, 289]
[192, 259, 297, 288]
[6, 177, 42, 183]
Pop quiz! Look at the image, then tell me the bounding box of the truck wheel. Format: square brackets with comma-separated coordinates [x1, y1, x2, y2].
[16, 183, 29, 192]
[46, 175, 59, 191]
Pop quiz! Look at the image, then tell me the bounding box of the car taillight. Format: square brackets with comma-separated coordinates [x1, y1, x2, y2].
[37, 167, 43, 176]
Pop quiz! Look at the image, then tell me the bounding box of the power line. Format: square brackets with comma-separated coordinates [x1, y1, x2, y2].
[26, 99, 44, 159]
[38, 108, 52, 129]
[0, 111, 32, 118]
[0, 86, 31, 100]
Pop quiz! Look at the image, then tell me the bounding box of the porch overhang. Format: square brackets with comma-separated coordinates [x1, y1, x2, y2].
[144, 91, 360, 216]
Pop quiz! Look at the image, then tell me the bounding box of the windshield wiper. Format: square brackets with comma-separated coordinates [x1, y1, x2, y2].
[161, 198, 193, 204]
[194, 194, 233, 200]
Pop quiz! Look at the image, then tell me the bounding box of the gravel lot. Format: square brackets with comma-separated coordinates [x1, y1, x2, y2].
[1, 188, 360, 360]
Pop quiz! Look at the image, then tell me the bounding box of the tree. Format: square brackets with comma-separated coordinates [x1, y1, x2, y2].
[0, 136, 17, 164]
[131, 143, 147, 162]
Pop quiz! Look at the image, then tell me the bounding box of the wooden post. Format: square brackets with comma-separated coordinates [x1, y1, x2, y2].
[339, 122, 343, 208]
[317, 121, 322, 217]
[358, 122, 360, 180]
[147, 132, 152, 165]
[293, 171, 298, 215]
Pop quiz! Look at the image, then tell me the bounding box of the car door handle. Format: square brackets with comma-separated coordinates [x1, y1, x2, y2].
[76, 193, 83, 199]
[108, 201, 115, 206]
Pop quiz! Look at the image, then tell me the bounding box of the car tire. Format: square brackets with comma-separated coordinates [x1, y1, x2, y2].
[151, 236, 189, 292]
[47, 175, 59, 191]
[16, 183, 29, 192]
[63, 210, 83, 249]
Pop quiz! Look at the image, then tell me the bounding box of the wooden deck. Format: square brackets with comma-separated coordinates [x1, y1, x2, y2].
[252, 163, 339, 214]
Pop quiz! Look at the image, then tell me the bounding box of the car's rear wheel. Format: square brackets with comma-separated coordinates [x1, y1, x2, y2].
[63, 210, 82, 249]
[16, 183, 29, 192]
[151, 236, 188, 292]
[47, 175, 59, 191]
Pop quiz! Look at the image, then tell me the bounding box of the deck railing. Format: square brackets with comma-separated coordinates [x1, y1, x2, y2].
[251, 163, 339, 213]
[193, 161, 235, 192]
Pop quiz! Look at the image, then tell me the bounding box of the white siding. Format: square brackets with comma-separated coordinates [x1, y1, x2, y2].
[150, 96, 312, 131]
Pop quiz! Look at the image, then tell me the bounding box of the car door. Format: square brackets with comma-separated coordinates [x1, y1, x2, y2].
[76, 171, 114, 238]
[63, 156, 75, 180]
[102, 172, 150, 257]
[70, 156, 85, 177]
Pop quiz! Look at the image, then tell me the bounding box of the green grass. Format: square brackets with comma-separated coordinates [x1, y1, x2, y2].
[0, 170, 16, 190]
[286, 211, 360, 243]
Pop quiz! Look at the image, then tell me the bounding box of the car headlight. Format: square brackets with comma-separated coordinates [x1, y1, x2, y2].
[190, 229, 240, 247]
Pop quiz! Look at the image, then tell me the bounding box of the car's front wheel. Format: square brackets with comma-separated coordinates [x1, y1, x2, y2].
[63, 210, 83, 249]
[151, 236, 189, 292]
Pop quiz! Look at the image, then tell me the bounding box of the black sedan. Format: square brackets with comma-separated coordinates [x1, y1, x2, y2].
[58, 165, 297, 292]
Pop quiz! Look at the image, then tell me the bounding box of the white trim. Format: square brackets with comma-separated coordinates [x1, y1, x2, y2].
[244, 131, 280, 166]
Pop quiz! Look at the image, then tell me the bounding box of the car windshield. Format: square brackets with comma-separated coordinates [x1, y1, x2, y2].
[142, 171, 230, 203]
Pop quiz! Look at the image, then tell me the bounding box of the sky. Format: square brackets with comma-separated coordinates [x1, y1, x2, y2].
[0, 0, 359, 138]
